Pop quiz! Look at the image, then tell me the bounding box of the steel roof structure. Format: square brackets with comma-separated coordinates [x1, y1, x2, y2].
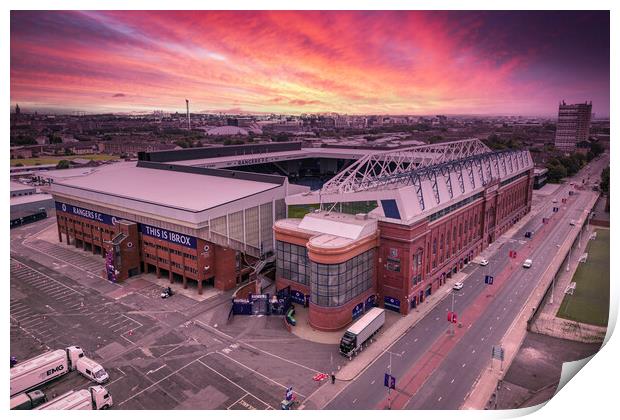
[320, 138, 492, 195]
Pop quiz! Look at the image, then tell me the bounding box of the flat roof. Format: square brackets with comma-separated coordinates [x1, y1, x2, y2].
[51, 162, 282, 212]
[10, 193, 53, 206]
[10, 181, 35, 192]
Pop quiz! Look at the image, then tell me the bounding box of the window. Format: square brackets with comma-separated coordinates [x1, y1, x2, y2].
[310, 248, 374, 307]
[276, 241, 309, 285]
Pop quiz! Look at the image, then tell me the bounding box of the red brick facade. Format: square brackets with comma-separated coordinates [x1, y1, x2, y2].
[55, 207, 241, 294]
[274, 169, 534, 329]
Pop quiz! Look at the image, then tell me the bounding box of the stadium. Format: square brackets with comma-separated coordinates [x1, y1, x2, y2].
[45, 139, 533, 330]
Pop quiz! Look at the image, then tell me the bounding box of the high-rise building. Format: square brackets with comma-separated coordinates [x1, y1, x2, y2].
[554, 101, 592, 151]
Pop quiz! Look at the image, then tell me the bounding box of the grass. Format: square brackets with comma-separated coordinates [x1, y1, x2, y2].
[287, 204, 320, 219]
[556, 229, 610, 326]
[11, 154, 119, 167]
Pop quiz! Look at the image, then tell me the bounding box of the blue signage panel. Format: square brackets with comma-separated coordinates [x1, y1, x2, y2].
[365, 295, 376, 311]
[484, 275, 494, 285]
[55, 201, 115, 225]
[139, 223, 197, 249]
[384, 296, 401, 313]
[384, 373, 396, 389]
[352, 303, 364, 320]
[290, 289, 306, 305]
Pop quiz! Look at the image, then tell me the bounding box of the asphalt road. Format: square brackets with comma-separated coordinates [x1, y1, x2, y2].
[326, 158, 605, 410]
[10, 218, 336, 410]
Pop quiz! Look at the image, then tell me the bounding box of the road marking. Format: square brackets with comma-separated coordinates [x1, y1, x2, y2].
[414, 338, 418, 342]
[196, 359, 273, 410]
[450, 378, 455, 384]
[146, 364, 167, 375]
[371, 380, 375, 385]
[438, 396, 442, 402]
[462, 363, 466, 368]
[11, 258, 83, 296]
[352, 398, 358, 404]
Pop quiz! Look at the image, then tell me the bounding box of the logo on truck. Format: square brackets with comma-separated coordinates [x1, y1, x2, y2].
[46, 364, 64, 377]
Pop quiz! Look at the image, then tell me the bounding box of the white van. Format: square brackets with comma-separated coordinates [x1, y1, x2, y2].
[76, 357, 109, 384]
[522, 259, 533, 268]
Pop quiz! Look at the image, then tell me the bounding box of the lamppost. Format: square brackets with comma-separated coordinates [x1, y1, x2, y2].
[450, 289, 456, 336]
[385, 350, 402, 410]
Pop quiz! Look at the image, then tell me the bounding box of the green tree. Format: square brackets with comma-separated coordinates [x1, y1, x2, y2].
[546, 163, 567, 183]
[56, 160, 70, 169]
[590, 142, 604, 157]
[600, 166, 609, 195]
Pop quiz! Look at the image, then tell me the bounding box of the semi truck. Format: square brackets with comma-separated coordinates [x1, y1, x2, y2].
[339, 307, 385, 359]
[10, 390, 47, 410]
[35, 386, 113, 410]
[10, 346, 85, 396]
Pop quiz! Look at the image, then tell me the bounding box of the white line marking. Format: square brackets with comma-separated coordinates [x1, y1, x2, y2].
[11, 258, 84, 295]
[146, 364, 167, 375]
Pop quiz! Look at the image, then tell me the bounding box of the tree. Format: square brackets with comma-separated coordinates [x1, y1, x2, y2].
[48, 134, 62, 144]
[590, 142, 604, 157]
[56, 160, 70, 169]
[546, 163, 567, 183]
[600, 166, 609, 195]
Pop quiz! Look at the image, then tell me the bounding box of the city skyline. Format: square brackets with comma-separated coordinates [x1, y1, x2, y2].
[10, 11, 610, 117]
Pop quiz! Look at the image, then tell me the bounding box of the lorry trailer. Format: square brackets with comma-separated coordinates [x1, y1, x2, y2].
[35, 386, 113, 410]
[339, 307, 385, 359]
[10, 346, 84, 396]
[10, 390, 47, 410]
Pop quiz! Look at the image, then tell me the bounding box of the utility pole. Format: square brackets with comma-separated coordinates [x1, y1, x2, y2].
[385, 350, 402, 410]
[450, 289, 456, 336]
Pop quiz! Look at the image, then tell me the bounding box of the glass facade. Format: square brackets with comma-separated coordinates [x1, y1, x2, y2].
[310, 248, 375, 307]
[276, 241, 309, 285]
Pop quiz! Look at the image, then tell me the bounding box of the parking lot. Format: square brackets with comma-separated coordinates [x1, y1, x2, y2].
[10, 217, 337, 410]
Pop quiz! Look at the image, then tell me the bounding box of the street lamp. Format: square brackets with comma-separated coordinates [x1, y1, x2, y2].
[385, 350, 402, 410]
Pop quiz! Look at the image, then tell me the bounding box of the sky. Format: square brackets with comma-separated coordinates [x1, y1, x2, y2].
[10, 10, 610, 117]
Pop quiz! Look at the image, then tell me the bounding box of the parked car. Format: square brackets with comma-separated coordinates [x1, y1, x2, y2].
[569, 220, 576, 226]
[522, 259, 533, 268]
[453, 282, 464, 290]
[478, 259, 489, 266]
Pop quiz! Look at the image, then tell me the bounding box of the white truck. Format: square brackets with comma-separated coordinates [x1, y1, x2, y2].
[10, 346, 84, 396]
[10, 390, 47, 410]
[339, 307, 385, 359]
[35, 385, 113, 410]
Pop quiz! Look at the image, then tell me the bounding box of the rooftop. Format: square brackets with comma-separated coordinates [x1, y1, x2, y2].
[50, 161, 282, 212]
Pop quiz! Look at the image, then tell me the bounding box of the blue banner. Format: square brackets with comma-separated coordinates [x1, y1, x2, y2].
[140, 223, 197, 249]
[384, 296, 401, 312]
[290, 289, 306, 305]
[365, 295, 376, 311]
[352, 302, 364, 320]
[55, 201, 115, 225]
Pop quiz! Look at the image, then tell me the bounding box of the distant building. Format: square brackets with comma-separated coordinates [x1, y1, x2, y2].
[554, 101, 592, 152]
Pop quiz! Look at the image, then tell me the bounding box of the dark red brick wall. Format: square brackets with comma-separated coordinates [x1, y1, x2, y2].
[214, 245, 237, 291]
[308, 289, 376, 332]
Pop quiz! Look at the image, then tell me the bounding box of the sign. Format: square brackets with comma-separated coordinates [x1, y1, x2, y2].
[365, 294, 376, 311]
[290, 289, 306, 305]
[140, 223, 197, 249]
[352, 303, 364, 320]
[484, 275, 494, 285]
[389, 248, 399, 259]
[249, 294, 268, 301]
[384, 373, 396, 389]
[491, 345, 505, 361]
[55, 201, 115, 225]
[447, 311, 458, 323]
[285, 387, 293, 401]
[384, 296, 401, 312]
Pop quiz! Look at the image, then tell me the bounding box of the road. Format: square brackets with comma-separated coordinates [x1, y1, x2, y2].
[326, 156, 606, 410]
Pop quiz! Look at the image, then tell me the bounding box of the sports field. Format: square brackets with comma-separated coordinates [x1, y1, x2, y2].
[11, 154, 118, 167]
[557, 229, 610, 326]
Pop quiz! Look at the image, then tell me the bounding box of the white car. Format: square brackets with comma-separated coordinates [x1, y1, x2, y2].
[479, 259, 489, 266]
[552, 199, 558, 203]
[522, 259, 533, 268]
[453, 282, 464, 290]
[569, 220, 576, 226]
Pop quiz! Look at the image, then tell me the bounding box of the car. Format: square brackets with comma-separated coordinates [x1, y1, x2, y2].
[453, 282, 464, 290]
[479, 259, 489, 266]
[552, 199, 558, 203]
[522, 259, 533, 268]
[569, 220, 576, 226]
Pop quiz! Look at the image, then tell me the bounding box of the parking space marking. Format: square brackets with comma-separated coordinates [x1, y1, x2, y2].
[213, 351, 307, 399]
[11, 258, 83, 296]
[196, 360, 273, 410]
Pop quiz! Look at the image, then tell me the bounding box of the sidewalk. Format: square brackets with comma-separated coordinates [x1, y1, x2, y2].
[461, 192, 599, 410]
